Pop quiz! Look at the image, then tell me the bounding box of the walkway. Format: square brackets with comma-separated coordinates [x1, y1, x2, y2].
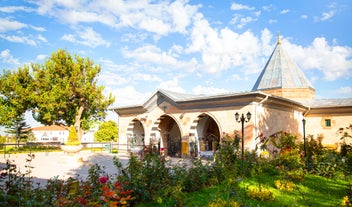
[0, 151, 130, 186]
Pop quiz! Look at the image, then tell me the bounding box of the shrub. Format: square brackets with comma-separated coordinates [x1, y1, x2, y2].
[208, 198, 240, 207]
[65, 126, 80, 146]
[274, 179, 295, 191]
[247, 185, 275, 201]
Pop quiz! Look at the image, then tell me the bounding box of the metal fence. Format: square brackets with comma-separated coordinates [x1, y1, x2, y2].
[0, 142, 119, 157]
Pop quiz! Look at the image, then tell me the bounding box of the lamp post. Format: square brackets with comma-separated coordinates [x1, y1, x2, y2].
[302, 118, 309, 169]
[235, 112, 251, 160]
[302, 118, 307, 159]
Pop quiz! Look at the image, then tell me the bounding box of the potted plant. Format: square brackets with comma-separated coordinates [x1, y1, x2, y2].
[61, 125, 83, 154]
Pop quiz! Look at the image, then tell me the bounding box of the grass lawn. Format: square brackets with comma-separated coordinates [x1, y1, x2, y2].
[136, 174, 351, 207]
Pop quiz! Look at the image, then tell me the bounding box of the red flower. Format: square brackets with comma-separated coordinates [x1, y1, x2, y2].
[99, 176, 109, 184]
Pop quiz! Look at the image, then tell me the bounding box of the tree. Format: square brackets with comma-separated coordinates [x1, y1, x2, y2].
[66, 125, 80, 145]
[0, 66, 34, 128]
[94, 120, 118, 142]
[31, 49, 115, 140]
[5, 115, 33, 145]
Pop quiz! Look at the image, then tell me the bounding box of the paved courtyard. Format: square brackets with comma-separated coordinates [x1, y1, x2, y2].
[0, 151, 130, 186]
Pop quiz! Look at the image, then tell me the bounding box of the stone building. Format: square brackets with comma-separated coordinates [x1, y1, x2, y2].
[113, 39, 352, 157]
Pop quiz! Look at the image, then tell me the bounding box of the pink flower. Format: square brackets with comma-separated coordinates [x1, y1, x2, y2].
[99, 176, 109, 184]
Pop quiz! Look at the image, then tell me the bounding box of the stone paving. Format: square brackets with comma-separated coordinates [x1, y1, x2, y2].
[0, 150, 130, 186]
[0, 150, 203, 187]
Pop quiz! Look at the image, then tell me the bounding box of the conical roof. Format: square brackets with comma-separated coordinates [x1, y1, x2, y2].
[252, 40, 314, 91]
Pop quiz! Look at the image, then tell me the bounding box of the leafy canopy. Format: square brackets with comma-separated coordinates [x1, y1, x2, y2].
[94, 120, 118, 142]
[0, 66, 34, 127]
[31, 49, 115, 133]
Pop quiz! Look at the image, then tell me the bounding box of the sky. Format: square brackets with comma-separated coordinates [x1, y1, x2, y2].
[1, 0, 352, 127]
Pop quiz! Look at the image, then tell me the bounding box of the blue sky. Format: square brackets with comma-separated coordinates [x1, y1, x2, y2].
[1, 0, 352, 126]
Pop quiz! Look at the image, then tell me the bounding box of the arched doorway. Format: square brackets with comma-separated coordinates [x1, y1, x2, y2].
[157, 115, 182, 157]
[194, 114, 221, 157]
[127, 119, 145, 152]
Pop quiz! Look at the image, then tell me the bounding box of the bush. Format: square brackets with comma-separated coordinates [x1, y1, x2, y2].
[274, 179, 295, 191]
[247, 185, 275, 201]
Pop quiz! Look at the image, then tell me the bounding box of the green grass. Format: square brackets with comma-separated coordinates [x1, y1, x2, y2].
[136, 174, 351, 207]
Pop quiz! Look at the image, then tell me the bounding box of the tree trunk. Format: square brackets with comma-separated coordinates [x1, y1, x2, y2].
[74, 105, 84, 141]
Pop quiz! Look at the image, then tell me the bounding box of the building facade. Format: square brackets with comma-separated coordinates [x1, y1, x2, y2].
[113, 39, 352, 157]
[31, 125, 69, 143]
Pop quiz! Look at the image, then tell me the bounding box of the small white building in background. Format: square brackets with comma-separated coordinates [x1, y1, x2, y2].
[31, 125, 69, 143]
[31, 125, 97, 143]
[82, 129, 95, 143]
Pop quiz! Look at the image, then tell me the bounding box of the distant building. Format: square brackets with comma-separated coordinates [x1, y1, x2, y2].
[113, 37, 352, 157]
[31, 125, 69, 143]
[31, 125, 97, 143]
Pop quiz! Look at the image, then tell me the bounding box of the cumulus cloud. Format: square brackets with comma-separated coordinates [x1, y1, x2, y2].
[284, 37, 352, 81]
[122, 44, 198, 72]
[158, 77, 185, 93]
[61, 27, 110, 48]
[0, 18, 27, 32]
[0, 49, 20, 65]
[280, 9, 290, 14]
[336, 86, 352, 95]
[0, 6, 32, 13]
[187, 14, 264, 74]
[192, 85, 228, 95]
[301, 14, 308, 19]
[0, 34, 37, 46]
[231, 3, 255, 11]
[33, 0, 199, 36]
[314, 10, 335, 22]
[109, 86, 150, 107]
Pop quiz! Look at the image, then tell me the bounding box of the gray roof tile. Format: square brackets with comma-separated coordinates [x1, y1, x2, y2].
[252, 43, 314, 91]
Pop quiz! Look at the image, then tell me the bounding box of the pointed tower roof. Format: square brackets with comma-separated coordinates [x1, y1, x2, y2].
[252, 37, 314, 91]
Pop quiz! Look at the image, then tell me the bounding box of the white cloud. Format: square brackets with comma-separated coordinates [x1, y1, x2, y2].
[158, 77, 185, 93]
[192, 85, 228, 95]
[37, 34, 47, 43]
[280, 9, 289, 14]
[61, 27, 110, 48]
[301, 14, 308, 19]
[109, 86, 150, 107]
[34, 0, 199, 36]
[0, 18, 27, 32]
[262, 5, 273, 11]
[0, 49, 20, 65]
[336, 86, 352, 94]
[0, 34, 37, 46]
[0, 6, 32, 13]
[314, 10, 335, 22]
[132, 73, 162, 82]
[321, 10, 335, 21]
[268, 19, 277, 24]
[122, 44, 198, 72]
[36, 54, 47, 61]
[285, 37, 352, 81]
[231, 3, 254, 11]
[187, 14, 263, 74]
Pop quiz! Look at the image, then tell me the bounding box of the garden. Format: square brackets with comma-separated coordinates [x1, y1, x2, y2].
[0, 129, 351, 206]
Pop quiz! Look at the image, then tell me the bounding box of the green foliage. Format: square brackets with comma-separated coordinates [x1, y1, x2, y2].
[207, 198, 240, 207]
[246, 185, 275, 201]
[5, 116, 32, 143]
[66, 126, 80, 145]
[274, 179, 295, 191]
[0, 135, 6, 144]
[31, 49, 115, 131]
[0, 154, 135, 206]
[0, 66, 34, 128]
[94, 120, 118, 142]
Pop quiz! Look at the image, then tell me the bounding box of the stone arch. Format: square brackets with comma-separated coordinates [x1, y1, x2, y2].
[189, 113, 222, 157]
[150, 114, 183, 157]
[126, 119, 145, 152]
